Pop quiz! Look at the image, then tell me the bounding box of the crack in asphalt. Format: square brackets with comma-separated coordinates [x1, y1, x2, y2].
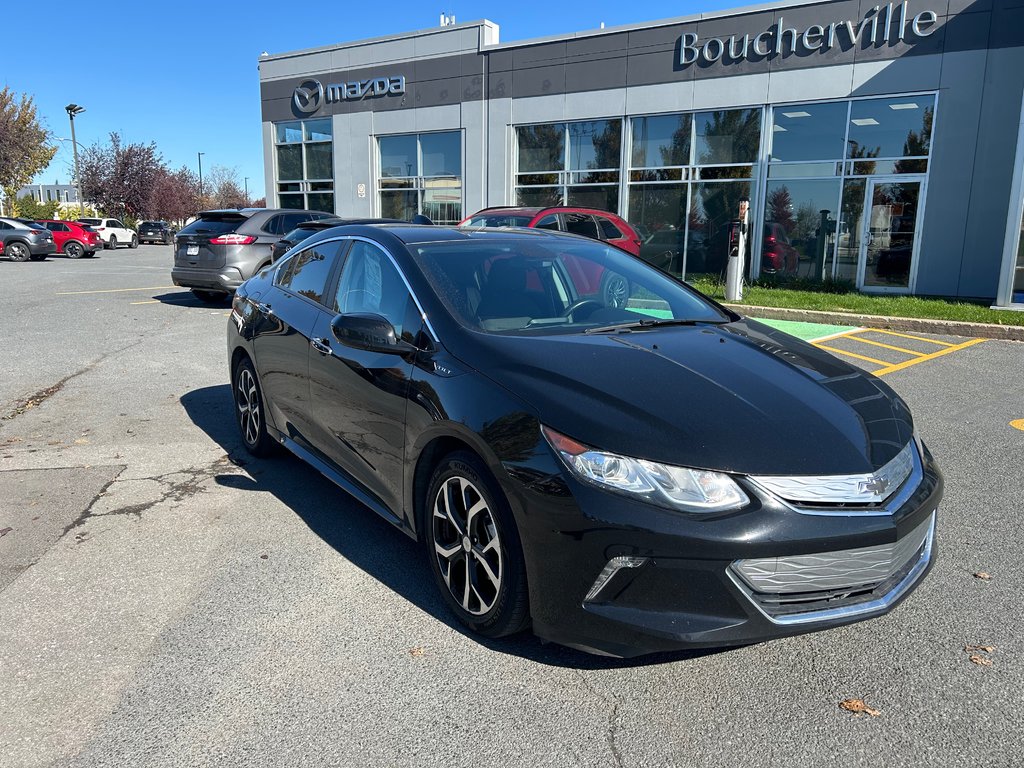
[0, 338, 148, 426]
[572, 670, 626, 768]
[60, 467, 129, 537]
[63, 456, 246, 536]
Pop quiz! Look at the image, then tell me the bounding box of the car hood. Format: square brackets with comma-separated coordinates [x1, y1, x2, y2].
[468, 319, 913, 476]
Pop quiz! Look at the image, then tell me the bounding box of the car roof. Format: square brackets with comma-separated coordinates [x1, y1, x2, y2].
[471, 205, 623, 218]
[310, 223, 588, 248]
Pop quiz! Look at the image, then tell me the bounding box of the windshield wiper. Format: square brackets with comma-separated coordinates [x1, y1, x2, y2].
[583, 317, 726, 335]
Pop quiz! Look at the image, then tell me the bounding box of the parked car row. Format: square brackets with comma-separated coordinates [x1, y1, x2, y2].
[0, 216, 179, 262]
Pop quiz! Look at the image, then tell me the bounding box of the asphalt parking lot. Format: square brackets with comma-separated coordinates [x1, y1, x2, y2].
[1, 245, 1022, 767]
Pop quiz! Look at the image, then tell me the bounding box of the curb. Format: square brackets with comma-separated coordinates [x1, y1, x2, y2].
[724, 304, 1024, 341]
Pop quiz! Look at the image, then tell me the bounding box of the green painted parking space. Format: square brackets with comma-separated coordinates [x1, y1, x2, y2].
[753, 318, 859, 342]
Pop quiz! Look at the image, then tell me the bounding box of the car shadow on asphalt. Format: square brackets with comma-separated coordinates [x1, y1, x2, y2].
[151, 291, 229, 308]
[181, 384, 731, 670]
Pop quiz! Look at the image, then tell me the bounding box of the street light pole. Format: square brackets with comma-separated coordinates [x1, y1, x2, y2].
[65, 104, 86, 217]
[244, 177, 249, 206]
[197, 152, 205, 208]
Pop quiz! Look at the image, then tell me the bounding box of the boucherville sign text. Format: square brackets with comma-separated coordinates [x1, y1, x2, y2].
[679, 3, 938, 66]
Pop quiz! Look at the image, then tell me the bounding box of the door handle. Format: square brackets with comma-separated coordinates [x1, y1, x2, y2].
[310, 337, 333, 356]
[255, 302, 273, 315]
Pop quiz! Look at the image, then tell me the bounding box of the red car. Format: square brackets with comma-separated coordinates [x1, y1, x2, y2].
[35, 219, 103, 259]
[762, 222, 799, 275]
[460, 206, 643, 306]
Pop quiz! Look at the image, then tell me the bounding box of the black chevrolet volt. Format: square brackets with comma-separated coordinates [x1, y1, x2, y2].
[227, 225, 941, 657]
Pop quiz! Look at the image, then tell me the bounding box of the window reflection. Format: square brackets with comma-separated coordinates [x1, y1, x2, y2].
[770, 102, 848, 162]
[378, 131, 463, 224]
[694, 109, 761, 165]
[847, 96, 935, 159]
[764, 179, 842, 278]
[632, 114, 691, 168]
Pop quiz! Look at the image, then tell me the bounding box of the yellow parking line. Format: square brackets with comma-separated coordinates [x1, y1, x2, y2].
[847, 335, 928, 357]
[868, 329, 957, 347]
[56, 286, 178, 296]
[873, 338, 987, 377]
[130, 300, 160, 305]
[814, 344, 889, 367]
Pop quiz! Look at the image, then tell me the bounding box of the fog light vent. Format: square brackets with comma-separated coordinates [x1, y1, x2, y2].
[585, 556, 648, 602]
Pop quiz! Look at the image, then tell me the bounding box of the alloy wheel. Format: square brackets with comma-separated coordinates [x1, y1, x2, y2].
[236, 367, 261, 447]
[432, 476, 503, 616]
[7, 242, 30, 261]
[65, 242, 83, 259]
[603, 273, 629, 308]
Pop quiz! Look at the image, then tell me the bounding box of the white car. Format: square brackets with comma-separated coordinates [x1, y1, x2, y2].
[76, 218, 138, 249]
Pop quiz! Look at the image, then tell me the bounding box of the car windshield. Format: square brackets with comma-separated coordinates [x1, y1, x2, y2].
[412, 235, 730, 336]
[280, 226, 321, 244]
[460, 213, 534, 228]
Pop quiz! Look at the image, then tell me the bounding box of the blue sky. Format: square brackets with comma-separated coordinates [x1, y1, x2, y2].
[6, 0, 739, 200]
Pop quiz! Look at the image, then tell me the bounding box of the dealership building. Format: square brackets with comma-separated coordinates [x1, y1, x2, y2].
[259, 0, 1024, 307]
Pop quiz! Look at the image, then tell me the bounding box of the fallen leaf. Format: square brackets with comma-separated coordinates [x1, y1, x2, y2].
[973, 572, 992, 581]
[839, 698, 881, 717]
[0, 527, 13, 538]
[409, 646, 428, 658]
[965, 644, 996, 653]
[969, 655, 993, 667]
[259, 554, 269, 560]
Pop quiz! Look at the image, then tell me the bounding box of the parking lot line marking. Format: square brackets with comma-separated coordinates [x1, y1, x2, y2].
[808, 328, 863, 343]
[813, 344, 890, 367]
[873, 338, 987, 377]
[1011, 419, 1024, 432]
[129, 300, 161, 305]
[869, 329, 958, 347]
[847, 335, 928, 357]
[56, 286, 178, 296]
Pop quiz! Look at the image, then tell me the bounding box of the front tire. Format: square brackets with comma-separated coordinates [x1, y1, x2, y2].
[425, 451, 529, 638]
[232, 358, 276, 457]
[64, 241, 84, 259]
[6, 242, 31, 262]
[192, 289, 226, 303]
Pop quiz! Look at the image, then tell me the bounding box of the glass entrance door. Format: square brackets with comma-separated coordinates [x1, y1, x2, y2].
[857, 178, 925, 291]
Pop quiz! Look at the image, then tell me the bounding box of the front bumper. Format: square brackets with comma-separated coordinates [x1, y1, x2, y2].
[510, 444, 943, 657]
[171, 265, 244, 293]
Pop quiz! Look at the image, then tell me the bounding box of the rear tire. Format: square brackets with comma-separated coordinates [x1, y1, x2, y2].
[6, 242, 31, 262]
[425, 451, 530, 639]
[232, 357, 276, 457]
[107, 235, 118, 250]
[64, 241, 84, 259]
[130, 235, 138, 249]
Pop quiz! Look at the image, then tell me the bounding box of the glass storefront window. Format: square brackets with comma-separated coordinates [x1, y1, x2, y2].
[378, 131, 463, 224]
[770, 102, 849, 162]
[274, 118, 335, 212]
[628, 183, 688, 276]
[848, 95, 935, 159]
[764, 179, 842, 278]
[694, 109, 761, 165]
[835, 179, 866, 283]
[514, 120, 622, 212]
[632, 114, 691, 168]
[1014, 205, 1024, 303]
[686, 181, 752, 280]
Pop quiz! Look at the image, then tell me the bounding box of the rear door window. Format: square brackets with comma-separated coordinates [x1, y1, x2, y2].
[563, 213, 600, 240]
[534, 214, 560, 231]
[278, 240, 345, 306]
[597, 217, 623, 240]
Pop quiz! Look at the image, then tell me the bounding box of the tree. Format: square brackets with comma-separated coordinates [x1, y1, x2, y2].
[148, 166, 199, 224]
[205, 165, 247, 208]
[251, 197, 266, 208]
[15, 194, 60, 220]
[766, 186, 795, 233]
[79, 132, 164, 219]
[0, 88, 57, 216]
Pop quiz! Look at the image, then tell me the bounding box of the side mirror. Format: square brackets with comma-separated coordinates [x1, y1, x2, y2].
[331, 313, 415, 355]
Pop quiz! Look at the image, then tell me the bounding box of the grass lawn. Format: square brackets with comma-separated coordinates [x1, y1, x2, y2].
[688, 277, 1024, 327]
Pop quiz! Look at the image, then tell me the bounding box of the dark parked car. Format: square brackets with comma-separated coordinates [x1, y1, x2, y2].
[172, 208, 333, 302]
[270, 217, 407, 263]
[35, 220, 103, 258]
[0, 217, 56, 261]
[138, 221, 173, 245]
[227, 224, 941, 657]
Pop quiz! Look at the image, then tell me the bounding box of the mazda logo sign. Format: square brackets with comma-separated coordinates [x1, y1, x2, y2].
[293, 79, 324, 114]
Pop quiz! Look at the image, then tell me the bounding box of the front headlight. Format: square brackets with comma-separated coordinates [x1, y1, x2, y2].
[541, 426, 749, 514]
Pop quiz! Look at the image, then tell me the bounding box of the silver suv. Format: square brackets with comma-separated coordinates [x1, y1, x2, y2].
[171, 208, 332, 302]
[0, 217, 56, 261]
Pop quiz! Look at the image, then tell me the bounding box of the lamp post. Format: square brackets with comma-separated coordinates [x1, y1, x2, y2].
[197, 152, 205, 207]
[65, 104, 86, 217]
[244, 177, 249, 206]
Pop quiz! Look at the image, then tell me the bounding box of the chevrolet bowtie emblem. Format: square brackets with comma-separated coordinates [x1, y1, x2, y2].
[859, 477, 890, 496]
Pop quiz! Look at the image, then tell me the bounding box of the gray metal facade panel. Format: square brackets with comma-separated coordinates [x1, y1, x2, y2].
[565, 57, 627, 93]
[511, 64, 567, 100]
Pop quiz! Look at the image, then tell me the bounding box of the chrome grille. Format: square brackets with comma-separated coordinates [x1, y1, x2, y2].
[731, 514, 933, 594]
[749, 441, 915, 506]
